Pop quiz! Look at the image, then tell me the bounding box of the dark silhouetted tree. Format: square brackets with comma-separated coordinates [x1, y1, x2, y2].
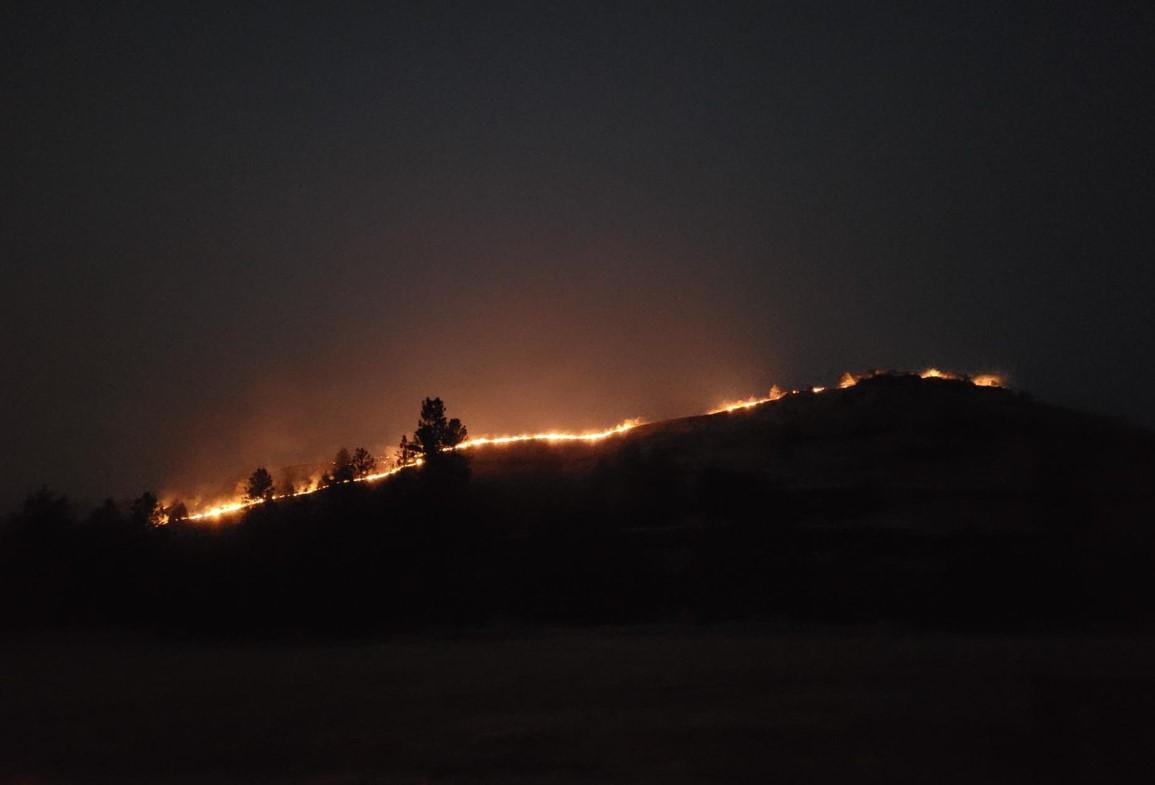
[412, 397, 468, 459]
[397, 435, 416, 467]
[245, 467, 275, 503]
[351, 447, 377, 478]
[130, 491, 163, 527]
[86, 498, 124, 532]
[21, 486, 74, 523]
[331, 448, 355, 484]
[165, 501, 189, 525]
[278, 469, 298, 497]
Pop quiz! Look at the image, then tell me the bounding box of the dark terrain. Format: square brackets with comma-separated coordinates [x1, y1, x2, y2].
[4, 626, 1155, 784]
[3, 373, 1154, 783]
[4, 373, 1155, 629]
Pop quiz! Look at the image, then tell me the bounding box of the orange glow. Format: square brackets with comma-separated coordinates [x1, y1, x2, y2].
[921, 367, 1003, 387]
[181, 369, 1005, 523]
[708, 385, 785, 414]
[454, 418, 643, 449]
[184, 458, 426, 522]
[919, 367, 959, 380]
[182, 422, 646, 522]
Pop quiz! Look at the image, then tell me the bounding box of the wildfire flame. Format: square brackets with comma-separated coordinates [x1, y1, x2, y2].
[920, 367, 1002, 387]
[454, 418, 643, 448]
[709, 368, 1003, 416]
[919, 367, 954, 380]
[708, 386, 785, 414]
[186, 458, 426, 522]
[183, 422, 645, 522]
[180, 368, 1003, 523]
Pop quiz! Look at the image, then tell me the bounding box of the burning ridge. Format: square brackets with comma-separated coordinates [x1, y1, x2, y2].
[182, 368, 1003, 522]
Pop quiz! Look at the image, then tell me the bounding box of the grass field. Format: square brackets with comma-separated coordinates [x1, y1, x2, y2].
[2, 625, 1154, 784]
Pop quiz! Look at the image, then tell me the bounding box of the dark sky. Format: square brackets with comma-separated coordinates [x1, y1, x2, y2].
[3, 2, 1153, 509]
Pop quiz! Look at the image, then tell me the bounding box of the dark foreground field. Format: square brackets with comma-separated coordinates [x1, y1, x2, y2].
[3, 626, 1155, 784]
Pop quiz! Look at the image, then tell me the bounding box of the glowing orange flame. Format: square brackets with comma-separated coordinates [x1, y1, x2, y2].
[919, 367, 957, 380]
[708, 385, 785, 414]
[182, 422, 644, 522]
[708, 369, 1004, 417]
[921, 367, 1003, 387]
[181, 369, 1005, 523]
[183, 458, 428, 522]
[454, 418, 643, 449]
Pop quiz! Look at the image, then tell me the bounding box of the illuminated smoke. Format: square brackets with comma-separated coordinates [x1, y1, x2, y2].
[180, 368, 1003, 522]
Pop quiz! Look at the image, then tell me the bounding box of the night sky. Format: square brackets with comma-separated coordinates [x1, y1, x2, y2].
[3, 2, 1153, 508]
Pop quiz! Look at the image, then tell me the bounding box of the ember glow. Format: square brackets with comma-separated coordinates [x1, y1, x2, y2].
[182, 423, 647, 522]
[708, 386, 786, 414]
[455, 419, 644, 448]
[179, 369, 1003, 523]
[920, 367, 1003, 387]
[708, 369, 1004, 416]
[186, 459, 425, 522]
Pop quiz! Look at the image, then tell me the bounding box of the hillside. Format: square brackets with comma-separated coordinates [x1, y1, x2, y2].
[466, 373, 1154, 537]
[3, 373, 1154, 632]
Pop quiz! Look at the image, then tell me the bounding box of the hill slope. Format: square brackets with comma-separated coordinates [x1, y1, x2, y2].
[466, 373, 1153, 534]
[3, 373, 1154, 631]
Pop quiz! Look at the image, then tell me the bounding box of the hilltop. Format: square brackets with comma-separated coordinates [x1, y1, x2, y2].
[466, 372, 1153, 536]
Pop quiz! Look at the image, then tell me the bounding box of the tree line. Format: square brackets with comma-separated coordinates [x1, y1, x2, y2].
[240, 397, 469, 508]
[0, 398, 468, 535]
